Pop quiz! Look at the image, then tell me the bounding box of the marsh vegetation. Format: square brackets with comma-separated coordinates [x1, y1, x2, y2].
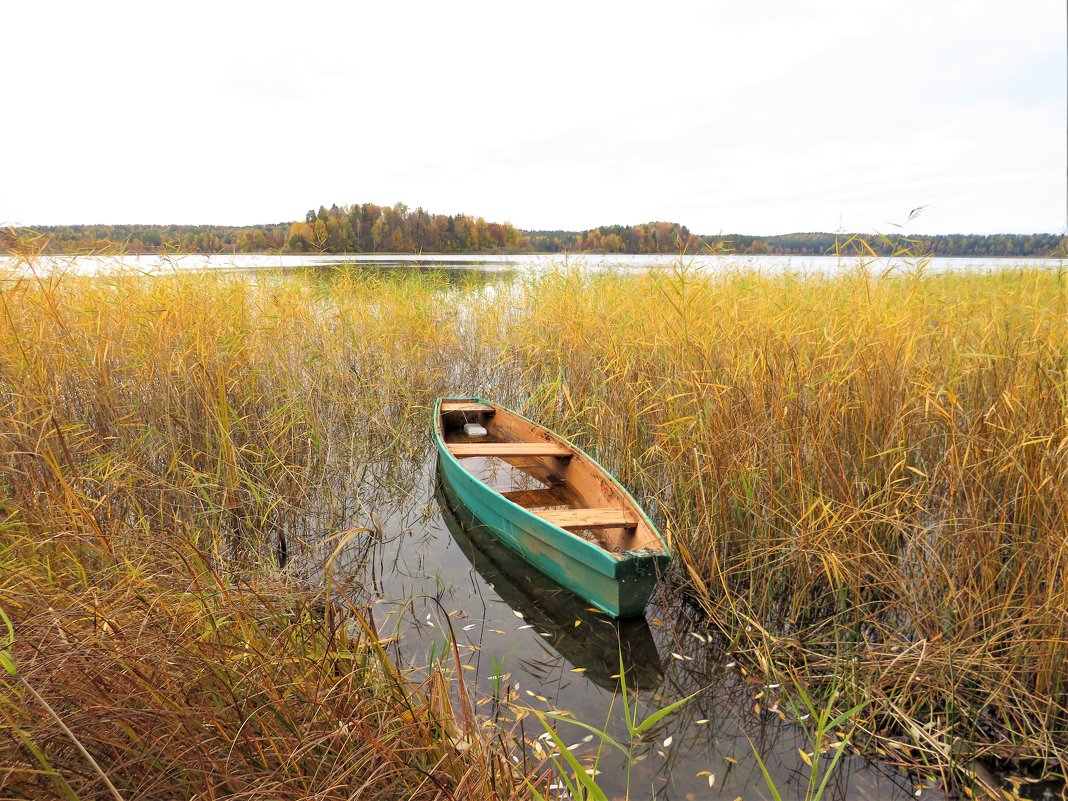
[1, 251, 1065, 799]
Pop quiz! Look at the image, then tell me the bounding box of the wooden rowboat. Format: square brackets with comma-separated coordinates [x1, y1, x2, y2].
[433, 397, 670, 618]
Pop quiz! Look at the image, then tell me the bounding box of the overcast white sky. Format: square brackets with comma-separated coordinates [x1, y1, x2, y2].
[3, 0, 1065, 235]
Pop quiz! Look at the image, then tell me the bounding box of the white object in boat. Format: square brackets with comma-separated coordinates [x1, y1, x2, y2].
[463, 422, 488, 437]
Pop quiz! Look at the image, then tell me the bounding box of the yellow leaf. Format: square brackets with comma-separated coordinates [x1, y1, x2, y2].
[798, 748, 813, 767]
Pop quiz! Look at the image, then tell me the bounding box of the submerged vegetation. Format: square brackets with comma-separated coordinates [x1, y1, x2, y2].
[1, 249, 1066, 798]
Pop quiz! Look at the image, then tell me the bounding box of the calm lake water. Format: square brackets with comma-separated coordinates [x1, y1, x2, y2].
[335, 449, 943, 801]
[4, 251, 1065, 276]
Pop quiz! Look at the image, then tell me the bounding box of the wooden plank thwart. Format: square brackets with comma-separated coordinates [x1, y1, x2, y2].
[447, 442, 572, 458]
[441, 401, 495, 413]
[535, 507, 637, 530]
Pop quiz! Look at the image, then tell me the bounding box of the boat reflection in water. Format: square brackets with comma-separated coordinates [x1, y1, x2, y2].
[435, 467, 664, 691]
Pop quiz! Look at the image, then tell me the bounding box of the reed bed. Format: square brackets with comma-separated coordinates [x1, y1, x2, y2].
[0, 261, 530, 800]
[512, 261, 1068, 790]
[1, 253, 1065, 797]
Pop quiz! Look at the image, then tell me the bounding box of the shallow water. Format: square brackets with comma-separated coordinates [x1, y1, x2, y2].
[340, 453, 940, 801]
[4, 250, 1063, 277]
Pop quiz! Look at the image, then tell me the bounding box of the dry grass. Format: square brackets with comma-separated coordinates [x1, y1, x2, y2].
[1, 247, 1065, 796]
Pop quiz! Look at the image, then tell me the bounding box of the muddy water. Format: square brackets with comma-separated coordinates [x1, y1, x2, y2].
[340, 454, 940, 801]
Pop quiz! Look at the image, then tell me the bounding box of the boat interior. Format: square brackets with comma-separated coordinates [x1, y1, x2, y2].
[438, 400, 664, 555]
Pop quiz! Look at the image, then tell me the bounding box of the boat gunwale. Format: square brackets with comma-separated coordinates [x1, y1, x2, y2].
[433, 396, 671, 565]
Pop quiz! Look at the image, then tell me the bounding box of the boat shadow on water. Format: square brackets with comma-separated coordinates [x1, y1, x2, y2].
[434, 467, 664, 692]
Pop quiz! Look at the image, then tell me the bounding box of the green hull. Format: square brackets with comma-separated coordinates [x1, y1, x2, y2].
[433, 397, 670, 618]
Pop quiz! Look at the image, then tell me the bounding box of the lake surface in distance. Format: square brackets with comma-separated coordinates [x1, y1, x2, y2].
[4, 251, 1065, 276]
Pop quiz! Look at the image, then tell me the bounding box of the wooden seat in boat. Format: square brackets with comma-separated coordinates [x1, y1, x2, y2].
[534, 508, 637, 530]
[446, 442, 572, 458]
[440, 401, 496, 413]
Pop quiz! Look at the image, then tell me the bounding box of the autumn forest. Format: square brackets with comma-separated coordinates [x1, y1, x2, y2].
[6, 201, 1064, 257]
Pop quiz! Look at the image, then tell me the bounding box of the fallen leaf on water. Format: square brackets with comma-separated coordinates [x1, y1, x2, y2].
[663, 736, 673, 747]
[695, 719, 709, 725]
[724, 756, 737, 764]
[513, 610, 524, 619]
[574, 620, 581, 627]
[462, 624, 476, 631]
[517, 624, 533, 630]
[569, 667, 587, 673]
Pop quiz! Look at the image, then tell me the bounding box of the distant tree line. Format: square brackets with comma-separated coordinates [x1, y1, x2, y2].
[701, 231, 1067, 258]
[6, 202, 1065, 258]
